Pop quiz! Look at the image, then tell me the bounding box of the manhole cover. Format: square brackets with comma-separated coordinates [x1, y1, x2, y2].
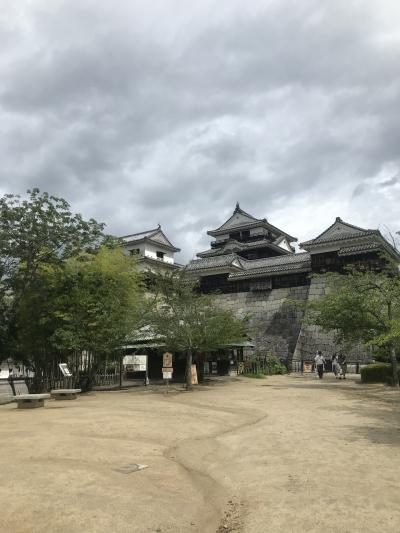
[114, 463, 149, 474]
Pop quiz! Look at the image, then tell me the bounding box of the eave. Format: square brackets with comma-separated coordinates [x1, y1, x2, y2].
[207, 220, 297, 242]
[139, 256, 182, 269]
[124, 236, 180, 253]
[197, 239, 294, 258]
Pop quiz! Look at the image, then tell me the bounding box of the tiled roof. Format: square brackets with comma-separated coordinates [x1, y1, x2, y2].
[229, 253, 311, 279]
[210, 203, 259, 233]
[197, 239, 293, 258]
[338, 243, 385, 256]
[188, 250, 311, 278]
[121, 226, 180, 252]
[241, 252, 310, 270]
[207, 203, 297, 242]
[300, 218, 400, 260]
[300, 217, 377, 247]
[301, 230, 378, 246]
[122, 228, 159, 241]
[186, 254, 244, 271]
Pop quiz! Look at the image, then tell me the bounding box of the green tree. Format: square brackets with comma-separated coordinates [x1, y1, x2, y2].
[148, 272, 248, 389]
[305, 262, 400, 386]
[0, 188, 112, 359]
[51, 248, 142, 386]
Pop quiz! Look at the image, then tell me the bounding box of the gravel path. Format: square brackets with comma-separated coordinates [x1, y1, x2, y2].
[1, 374, 400, 532]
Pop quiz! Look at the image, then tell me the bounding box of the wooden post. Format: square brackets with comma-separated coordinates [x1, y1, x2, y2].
[119, 353, 123, 389]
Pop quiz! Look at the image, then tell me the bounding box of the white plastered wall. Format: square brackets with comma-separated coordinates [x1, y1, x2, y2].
[123, 242, 175, 264]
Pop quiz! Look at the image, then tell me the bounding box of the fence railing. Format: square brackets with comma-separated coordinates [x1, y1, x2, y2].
[11, 376, 67, 393]
[243, 360, 271, 374]
[290, 362, 360, 374]
[94, 373, 120, 386]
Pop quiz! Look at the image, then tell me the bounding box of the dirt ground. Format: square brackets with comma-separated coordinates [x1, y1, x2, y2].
[1, 374, 400, 533]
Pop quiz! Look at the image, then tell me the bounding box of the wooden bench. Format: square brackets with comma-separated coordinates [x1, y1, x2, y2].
[50, 389, 81, 400]
[13, 394, 51, 409]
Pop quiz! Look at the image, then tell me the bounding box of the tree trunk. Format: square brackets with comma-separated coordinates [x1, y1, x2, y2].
[387, 302, 399, 387]
[389, 343, 399, 387]
[197, 353, 205, 383]
[186, 349, 193, 390]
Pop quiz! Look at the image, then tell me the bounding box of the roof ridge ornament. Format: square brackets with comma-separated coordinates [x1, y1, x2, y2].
[234, 201, 240, 213]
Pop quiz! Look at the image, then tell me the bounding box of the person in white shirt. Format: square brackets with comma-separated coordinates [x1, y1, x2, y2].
[314, 351, 325, 379]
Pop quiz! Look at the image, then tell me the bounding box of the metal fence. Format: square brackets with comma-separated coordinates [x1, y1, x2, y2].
[290, 361, 360, 374]
[93, 373, 120, 387]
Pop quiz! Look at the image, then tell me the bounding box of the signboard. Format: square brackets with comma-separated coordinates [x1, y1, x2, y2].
[59, 363, 72, 377]
[163, 352, 173, 368]
[303, 362, 313, 373]
[191, 364, 198, 385]
[123, 355, 147, 372]
[162, 353, 173, 385]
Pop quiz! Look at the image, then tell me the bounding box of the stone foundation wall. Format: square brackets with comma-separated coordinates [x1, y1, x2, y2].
[215, 277, 369, 363]
[214, 285, 309, 361]
[293, 277, 368, 362]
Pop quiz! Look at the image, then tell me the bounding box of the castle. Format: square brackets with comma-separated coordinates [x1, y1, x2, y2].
[186, 203, 400, 364]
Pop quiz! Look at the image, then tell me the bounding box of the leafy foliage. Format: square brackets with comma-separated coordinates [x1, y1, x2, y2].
[304, 260, 400, 386]
[14, 248, 142, 380]
[0, 189, 114, 359]
[51, 248, 143, 354]
[0, 189, 143, 388]
[264, 356, 287, 375]
[0, 188, 111, 291]
[360, 363, 392, 384]
[147, 271, 248, 388]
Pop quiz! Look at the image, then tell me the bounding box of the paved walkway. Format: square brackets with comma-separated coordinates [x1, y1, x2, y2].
[1, 374, 400, 532]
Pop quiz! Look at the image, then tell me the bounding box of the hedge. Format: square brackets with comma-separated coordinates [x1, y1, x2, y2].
[360, 363, 400, 384]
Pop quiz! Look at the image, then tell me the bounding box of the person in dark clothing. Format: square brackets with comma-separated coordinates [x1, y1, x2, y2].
[338, 353, 347, 379]
[314, 351, 325, 379]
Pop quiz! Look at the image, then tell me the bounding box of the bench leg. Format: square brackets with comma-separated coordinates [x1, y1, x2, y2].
[53, 393, 77, 400]
[17, 399, 45, 409]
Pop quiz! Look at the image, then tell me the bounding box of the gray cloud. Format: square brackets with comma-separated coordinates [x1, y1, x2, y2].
[379, 175, 399, 188]
[0, 0, 400, 261]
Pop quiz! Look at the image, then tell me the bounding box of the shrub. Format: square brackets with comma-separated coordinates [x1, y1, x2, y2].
[360, 363, 391, 383]
[264, 356, 287, 375]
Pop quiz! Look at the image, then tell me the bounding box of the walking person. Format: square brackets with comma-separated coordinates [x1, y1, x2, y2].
[314, 351, 325, 379]
[338, 353, 347, 379]
[332, 354, 341, 378]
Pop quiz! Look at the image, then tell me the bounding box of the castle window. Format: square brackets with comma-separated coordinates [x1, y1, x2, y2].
[156, 251, 165, 260]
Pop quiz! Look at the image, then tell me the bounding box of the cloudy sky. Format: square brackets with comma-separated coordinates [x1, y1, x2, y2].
[1, 0, 399, 261]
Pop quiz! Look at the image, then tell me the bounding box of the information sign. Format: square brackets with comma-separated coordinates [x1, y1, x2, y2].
[59, 363, 72, 377]
[303, 362, 313, 373]
[123, 355, 147, 372]
[163, 352, 173, 368]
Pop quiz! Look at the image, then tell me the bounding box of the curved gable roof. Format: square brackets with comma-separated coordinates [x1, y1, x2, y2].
[121, 226, 180, 252]
[207, 203, 297, 242]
